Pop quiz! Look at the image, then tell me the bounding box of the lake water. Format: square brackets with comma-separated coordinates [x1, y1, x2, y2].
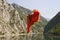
[0, 34, 60, 40]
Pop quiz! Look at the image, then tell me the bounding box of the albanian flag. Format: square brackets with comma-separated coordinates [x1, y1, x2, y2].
[27, 9, 40, 33]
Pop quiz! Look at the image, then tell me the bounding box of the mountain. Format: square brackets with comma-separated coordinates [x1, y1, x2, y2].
[0, 0, 47, 36]
[12, 3, 48, 33]
[44, 12, 60, 35]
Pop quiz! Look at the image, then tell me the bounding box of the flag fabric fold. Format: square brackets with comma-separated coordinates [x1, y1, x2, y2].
[27, 9, 40, 33]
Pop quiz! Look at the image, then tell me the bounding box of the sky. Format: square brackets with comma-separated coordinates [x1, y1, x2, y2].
[7, 0, 60, 20]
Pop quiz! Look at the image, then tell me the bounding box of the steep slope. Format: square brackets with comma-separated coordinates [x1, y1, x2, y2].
[12, 3, 48, 34]
[44, 12, 60, 35]
[0, 0, 47, 36]
[0, 0, 27, 35]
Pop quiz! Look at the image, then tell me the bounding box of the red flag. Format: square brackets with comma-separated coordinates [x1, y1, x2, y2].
[27, 9, 40, 33]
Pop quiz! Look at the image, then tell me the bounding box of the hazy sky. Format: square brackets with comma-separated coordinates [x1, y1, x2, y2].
[7, 0, 60, 19]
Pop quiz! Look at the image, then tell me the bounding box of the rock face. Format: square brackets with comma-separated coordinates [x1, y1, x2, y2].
[44, 12, 60, 35]
[0, 0, 47, 35]
[0, 0, 27, 35]
[12, 3, 47, 34]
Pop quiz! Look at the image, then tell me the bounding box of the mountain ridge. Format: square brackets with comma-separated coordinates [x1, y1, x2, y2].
[0, 0, 47, 36]
[44, 12, 60, 35]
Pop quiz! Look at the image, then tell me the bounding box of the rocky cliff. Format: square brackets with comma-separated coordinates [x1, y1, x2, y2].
[0, 0, 47, 36]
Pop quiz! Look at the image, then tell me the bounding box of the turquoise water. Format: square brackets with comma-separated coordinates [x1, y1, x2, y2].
[0, 34, 60, 40]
